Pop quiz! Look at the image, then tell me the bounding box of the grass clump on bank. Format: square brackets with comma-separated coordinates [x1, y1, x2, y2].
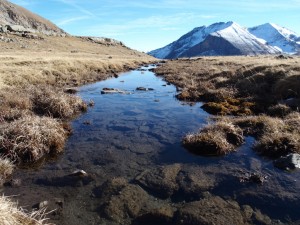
[182, 122, 244, 156]
[230, 113, 300, 158]
[0, 115, 68, 163]
[31, 86, 87, 119]
[0, 195, 48, 225]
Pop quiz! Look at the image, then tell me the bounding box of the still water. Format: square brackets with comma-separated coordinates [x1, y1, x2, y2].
[3, 66, 300, 225]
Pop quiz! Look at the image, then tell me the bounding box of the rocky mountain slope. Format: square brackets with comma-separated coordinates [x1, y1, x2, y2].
[0, 0, 65, 35]
[149, 22, 291, 59]
[248, 23, 300, 54]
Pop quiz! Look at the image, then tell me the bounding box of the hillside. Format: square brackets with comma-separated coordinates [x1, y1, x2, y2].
[0, 0, 65, 35]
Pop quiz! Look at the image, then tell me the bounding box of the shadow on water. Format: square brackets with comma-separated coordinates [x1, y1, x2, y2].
[3, 66, 300, 224]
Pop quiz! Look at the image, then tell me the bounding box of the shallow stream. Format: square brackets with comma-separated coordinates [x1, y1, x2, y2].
[3, 66, 300, 225]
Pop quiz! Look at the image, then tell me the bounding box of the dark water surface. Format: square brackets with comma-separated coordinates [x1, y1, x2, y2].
[3, 66, 300, 224]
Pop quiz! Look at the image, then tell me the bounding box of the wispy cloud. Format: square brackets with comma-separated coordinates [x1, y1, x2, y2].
[85, 12, 218, 37]
[56, 0, 95, 17]
[56, 16, 90, 26]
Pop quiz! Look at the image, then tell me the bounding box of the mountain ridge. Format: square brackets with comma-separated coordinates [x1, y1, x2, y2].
[248, 23, 300, 53]
[149, 22, 299, 59]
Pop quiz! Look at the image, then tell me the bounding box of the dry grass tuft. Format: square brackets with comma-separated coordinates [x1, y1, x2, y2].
[255, 132, 300, 158]
[228, 113, 300, 158]
[201, 98, 255, 116]
[182, 122, 244, 156]
[267, 104, 292, 117]
[0, 157, 14, 185]
[0, 195, 49, 225]
[30, 86, 87, 119]
[0, 115, 68, 163]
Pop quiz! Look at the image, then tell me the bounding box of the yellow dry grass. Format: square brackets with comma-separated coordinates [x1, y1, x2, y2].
[0, 157, 14, 181]
[0, 195, 49, 225]
[0, 35, 154, 88]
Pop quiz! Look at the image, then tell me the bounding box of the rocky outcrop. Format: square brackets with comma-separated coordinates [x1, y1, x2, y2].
[79, 36, 124, 46]
[0, 0, 66, 36]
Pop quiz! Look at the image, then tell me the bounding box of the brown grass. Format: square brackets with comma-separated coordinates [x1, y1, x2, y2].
[30, 86, 87, 119]
[218, 113, 300, 158]
[155, 56, 300, 114]
[0, 195, 49, 225]
[0, 157, 14, 185]
[182, 122, 244, 156]
[0, 114, 69, 163]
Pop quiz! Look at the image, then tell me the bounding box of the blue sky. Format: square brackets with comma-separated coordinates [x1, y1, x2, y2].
[10, 0, 300, 52]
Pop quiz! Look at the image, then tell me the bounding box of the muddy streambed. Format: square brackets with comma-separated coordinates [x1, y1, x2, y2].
[3, 66, 300, 225]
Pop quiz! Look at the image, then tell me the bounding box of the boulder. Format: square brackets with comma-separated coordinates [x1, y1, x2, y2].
[6, 25, 33, 33]
[274, 153, 300, 170]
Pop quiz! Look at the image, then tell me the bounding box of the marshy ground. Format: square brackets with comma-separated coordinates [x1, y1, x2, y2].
[154, 56, 300, 159]
[1, 43, 300, 224]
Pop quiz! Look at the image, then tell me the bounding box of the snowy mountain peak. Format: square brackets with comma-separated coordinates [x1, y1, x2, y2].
[149, 21, 280, 59]
[248, 23, 300, 53]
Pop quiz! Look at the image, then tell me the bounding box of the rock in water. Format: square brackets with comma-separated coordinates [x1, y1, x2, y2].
[274, 153, 300, 170]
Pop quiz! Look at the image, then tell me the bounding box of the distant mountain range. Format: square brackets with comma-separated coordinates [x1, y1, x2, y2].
[149, 22, 300, 59]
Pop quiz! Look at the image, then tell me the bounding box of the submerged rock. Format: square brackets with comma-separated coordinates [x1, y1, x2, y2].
[35, 170, 93, 187]
[135, 164, 181, 198]
[136, 87, 154, 91]
[102, 184, 149, 222]
[274, 153, 300, 170]
[174, 196, 248, 225]
[101, 88, 127, 94]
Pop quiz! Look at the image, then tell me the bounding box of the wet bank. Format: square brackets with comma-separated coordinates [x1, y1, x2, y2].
[2, 66, 300, 225]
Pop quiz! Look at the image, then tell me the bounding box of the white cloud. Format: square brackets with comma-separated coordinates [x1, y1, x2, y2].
[56, 0, 95, 17]
[56, 16, 90, 26]
[85, 12, 217, 37]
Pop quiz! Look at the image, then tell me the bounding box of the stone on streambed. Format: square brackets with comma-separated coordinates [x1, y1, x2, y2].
[101, 88, 128, 94]
[274, 153, 300, 170]
[135, 164, 181, 198]
[35, 169, 94, 187]
[96, 177, 176, 225]
[136, 87, 154, 91]
[175, 196, 252, 225]
[135, 164, 215, 200]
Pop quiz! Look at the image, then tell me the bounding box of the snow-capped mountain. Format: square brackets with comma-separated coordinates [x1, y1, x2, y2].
[149, 22, 282, 59]
[248, 23, 300, 54]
